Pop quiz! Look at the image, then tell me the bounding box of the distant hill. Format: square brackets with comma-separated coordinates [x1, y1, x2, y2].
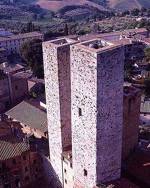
[108, 0, 150, 11]
[1, 0, 150, 12]
[36, 0, 107, 12]
[35, 0, 150, 11]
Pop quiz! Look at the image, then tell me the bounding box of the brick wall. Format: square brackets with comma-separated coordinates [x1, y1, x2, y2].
[0, 151, 43, 188]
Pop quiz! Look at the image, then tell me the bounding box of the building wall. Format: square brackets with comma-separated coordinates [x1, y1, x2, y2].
[0, 48, 7, 64]
[43, 41, 63, 183]
[43, 38, 77, 184]
[123, 87, 141, 160]
[0, 150, 43, 188]
[0, 78, 10, 112]
[0, 75, 28, 112]
[0, 34, 43, 55]
[57, 45, 72, 149]
[124, 41, 145, 63]
[96, 47, 124, 184]
[21, 124, 46, 138]
[71, 44, 97, 188]
[0, 121, 12, 137]
[10, 76, 28, 105]
[71, 43, 124, 187]
[62, 158, 74, 188]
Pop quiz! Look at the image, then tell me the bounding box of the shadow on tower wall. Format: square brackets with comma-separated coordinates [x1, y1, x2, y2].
[41, 154, 62, 188]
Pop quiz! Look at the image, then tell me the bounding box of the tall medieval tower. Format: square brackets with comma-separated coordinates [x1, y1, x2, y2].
[43, 38, 76, 184]
[70, 39, 125, 187]
[43, 37, 125, 188]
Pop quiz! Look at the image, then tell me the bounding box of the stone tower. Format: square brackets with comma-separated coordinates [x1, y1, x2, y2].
[123, 86, 141, 160]
[43, 38, 76, 184]
[70, 39, 125, 187]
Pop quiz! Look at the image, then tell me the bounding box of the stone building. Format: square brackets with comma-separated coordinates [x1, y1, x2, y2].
[0, 74, 10, 113]
[0, 136, 43, 188]
[123, 86, 141, 160]
[43, 38, 77, 184]
[43, 38, 125, 187]
[0, 64, 33, 113]
[0, 48, 7, 64]
[71, 39, 124, 187]
[6, 100, 48, 139]
[0, 68, 29, 113]
[0, 117, 45, 188]
[43, 28, 147, 188]
[0, 32, 43, 55]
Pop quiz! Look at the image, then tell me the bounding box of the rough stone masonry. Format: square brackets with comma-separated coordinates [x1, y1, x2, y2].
[71, 40, 124, 187]
[43, 38, 77, 185]
[43, 37, 133, 188]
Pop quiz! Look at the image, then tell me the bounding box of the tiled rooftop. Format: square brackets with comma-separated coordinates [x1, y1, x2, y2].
[6, 101, 47, 133]
[123, 86, 141, 97]
[75, 28, 147, 42]
[0, 136, 29, 160]
[0, 63, 25, 74]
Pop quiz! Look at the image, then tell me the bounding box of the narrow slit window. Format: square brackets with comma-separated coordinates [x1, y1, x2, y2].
[128, 98, 132, 114]
[79, 108, 82, 116]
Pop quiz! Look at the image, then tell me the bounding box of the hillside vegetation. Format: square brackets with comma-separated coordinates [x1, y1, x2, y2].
[36, 0, 150, 11]
[36, 0, 106, 12]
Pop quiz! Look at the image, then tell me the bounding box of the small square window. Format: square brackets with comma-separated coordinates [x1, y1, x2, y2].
[84, 169, 87, 176]
[13, 159, 16, 165]
[33, 160, 36, 164]
[25, 176, 29, 181]
[25, 167, 28, 172]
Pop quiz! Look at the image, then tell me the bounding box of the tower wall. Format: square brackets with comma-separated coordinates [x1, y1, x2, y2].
[71, 45, 97, 187]
[43, 38, 76, 183]
[43, 42, 62, 183]
[123, 87, 141, 160]
[96, 47, 124, 184]
[71, 42, 124, 187]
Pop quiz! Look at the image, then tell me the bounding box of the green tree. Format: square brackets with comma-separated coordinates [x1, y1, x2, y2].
[27, 22, 34, 32]
[144, 78, 150, 97]
[0, 70, 6, 80]
[20, 39, 44, 78]
[64, 23, 69, 36]
[144, 47, 150, 62]
[131, 8, 140, 16]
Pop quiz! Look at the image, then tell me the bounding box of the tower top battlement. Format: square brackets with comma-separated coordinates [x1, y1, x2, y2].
[43, 38, 76, 48]
[73, 38, 123, 54]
